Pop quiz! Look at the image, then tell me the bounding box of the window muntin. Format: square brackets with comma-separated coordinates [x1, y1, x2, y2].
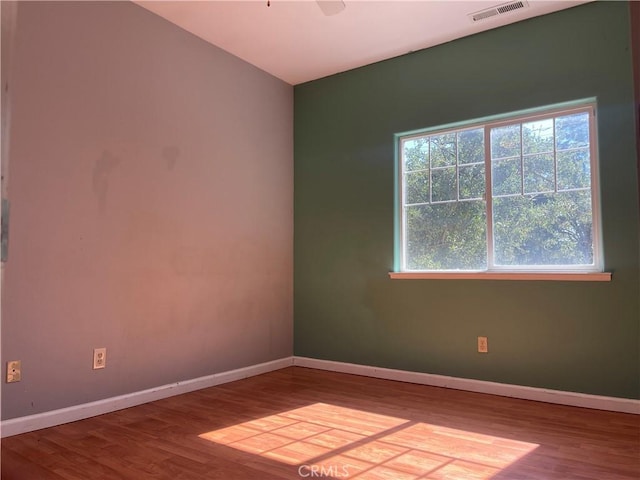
[398, 104, 601, 273]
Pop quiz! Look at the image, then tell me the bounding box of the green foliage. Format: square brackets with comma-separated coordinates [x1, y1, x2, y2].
[406, 202, 487, 270]
[402, 110, 595, 270]
[493, 192, 593, 266]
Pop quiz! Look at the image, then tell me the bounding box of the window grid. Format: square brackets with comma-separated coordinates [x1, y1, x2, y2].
[455, 134, 460, 202]
[484, 126, 494, 271]
[399, 103, 600, 273]
[553, 117, 558, 193]
[520, 124, 525, 196]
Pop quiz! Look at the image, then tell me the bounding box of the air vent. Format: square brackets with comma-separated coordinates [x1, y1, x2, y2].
[469, 0, 529, 22]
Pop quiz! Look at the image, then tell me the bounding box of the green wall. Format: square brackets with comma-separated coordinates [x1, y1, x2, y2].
[294, 2, 640, 399]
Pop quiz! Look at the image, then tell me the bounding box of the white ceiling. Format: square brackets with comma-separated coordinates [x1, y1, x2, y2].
[135, 0, 591, 85]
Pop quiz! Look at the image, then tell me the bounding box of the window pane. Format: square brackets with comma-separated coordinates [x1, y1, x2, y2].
[524, 154, 555, 193]
[405, 203, 487, 270]
[523, 119, 554, 154]
[493, 191, 593, 266]
[405, 171, 429, 204]
[558, 149, 590, 190]
[430, 133, 456, 167]
[398, 104, 598, 273]
[556, 113, 589, 150]
[459, 164, 485, 200]
[403, 138, 429, 172]
[431, 167, 457, 202]
[458, 128, 484, 165]
[492, 158, 522, 196]
[491, 124, 521, 159]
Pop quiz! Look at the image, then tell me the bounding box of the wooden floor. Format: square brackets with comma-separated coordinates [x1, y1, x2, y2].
[1, 367, 639, 479]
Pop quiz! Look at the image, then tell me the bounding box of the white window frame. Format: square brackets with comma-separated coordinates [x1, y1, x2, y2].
[391, 101, 611, 281]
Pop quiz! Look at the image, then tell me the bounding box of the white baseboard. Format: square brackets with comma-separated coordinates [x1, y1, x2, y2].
[0, 357, 294, 438]
[293, 356, 640, 415]
[3, 355, 637, 438]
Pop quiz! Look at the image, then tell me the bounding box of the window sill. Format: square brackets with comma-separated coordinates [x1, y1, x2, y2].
[388, 271, 612, 282]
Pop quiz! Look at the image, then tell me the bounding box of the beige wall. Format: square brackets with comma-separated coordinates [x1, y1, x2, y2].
[1, 1, 293, 419]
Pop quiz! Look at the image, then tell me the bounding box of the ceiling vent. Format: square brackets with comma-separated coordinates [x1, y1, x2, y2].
[469, 0, 529, 22]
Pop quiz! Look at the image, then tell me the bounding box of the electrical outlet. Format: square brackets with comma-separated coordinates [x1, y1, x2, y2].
[93, 348, 106, 369]
[478, 336, 488, 353]
[7, 360, 21, 382]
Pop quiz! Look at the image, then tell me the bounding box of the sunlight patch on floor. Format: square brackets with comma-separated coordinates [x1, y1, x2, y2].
[198, 402, 538, 479]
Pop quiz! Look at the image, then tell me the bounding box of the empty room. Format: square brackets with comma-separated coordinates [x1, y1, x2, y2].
[1, 1, 639, 479]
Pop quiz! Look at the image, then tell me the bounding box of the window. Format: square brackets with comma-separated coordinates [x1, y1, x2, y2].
[394, 101, 607, 280]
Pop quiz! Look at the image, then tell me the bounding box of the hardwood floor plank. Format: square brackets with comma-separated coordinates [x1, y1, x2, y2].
[1, 367, 638, 479]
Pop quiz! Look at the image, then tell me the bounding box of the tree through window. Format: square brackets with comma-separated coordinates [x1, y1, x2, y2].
[398, 102, 601, 273]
